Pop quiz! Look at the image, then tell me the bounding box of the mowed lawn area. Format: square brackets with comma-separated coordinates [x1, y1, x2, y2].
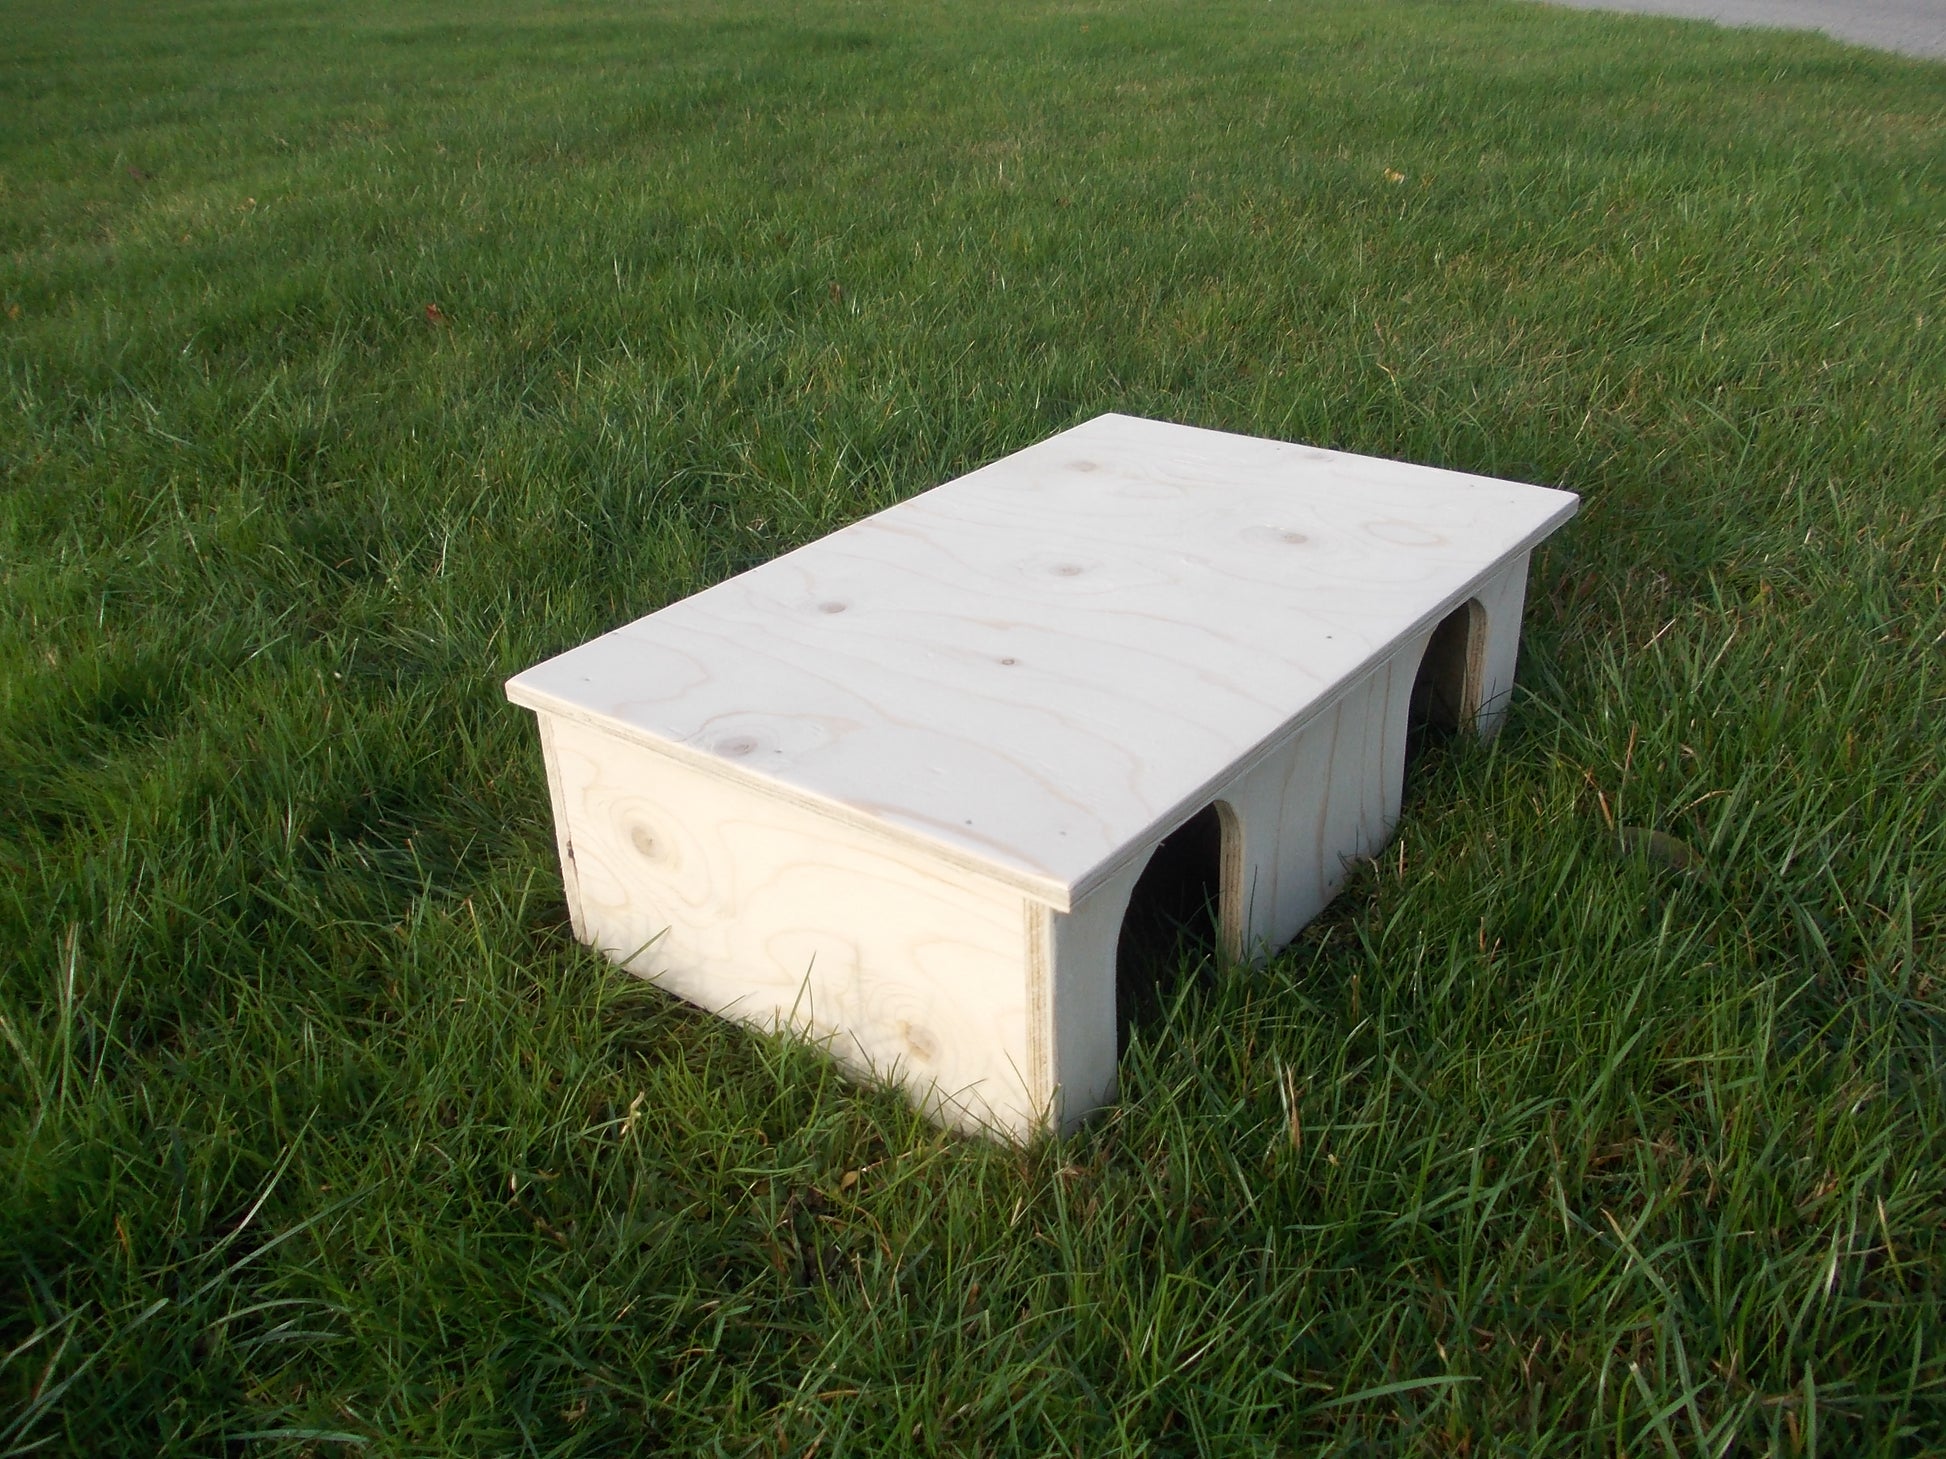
[3, 0, 1942, 1451]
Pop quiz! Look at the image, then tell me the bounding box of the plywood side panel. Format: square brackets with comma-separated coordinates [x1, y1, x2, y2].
[1217, 551, 1533, 959]
[544, 715, 1043, 1137]
[1471, 551, 1531, 740]
[537, 713, 588, 943]
[1040, 856, 1149, 1133]
[1221, 647, 1422, 957]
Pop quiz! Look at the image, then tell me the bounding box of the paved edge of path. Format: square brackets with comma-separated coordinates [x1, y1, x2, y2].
[1540, 0, 1946, 60]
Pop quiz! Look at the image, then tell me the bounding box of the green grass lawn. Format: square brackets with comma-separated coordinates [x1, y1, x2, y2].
[3, 0, 1942, 1451]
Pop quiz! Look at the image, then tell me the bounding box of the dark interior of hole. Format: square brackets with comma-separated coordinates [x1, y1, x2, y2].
[1115, 804, 1222, 1055]
[1405, 604, 1476, 795]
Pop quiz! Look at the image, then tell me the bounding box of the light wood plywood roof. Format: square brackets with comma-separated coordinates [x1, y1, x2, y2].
[508, 414, 1578, 906]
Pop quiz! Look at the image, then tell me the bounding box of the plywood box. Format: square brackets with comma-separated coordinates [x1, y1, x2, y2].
[507, 414, 1578, 1137]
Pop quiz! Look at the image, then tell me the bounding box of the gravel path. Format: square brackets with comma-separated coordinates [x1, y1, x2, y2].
[1544, 0, 1945, 58]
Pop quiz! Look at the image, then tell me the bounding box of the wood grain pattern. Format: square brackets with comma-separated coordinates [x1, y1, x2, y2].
[1032, 614, 1439, 1129]
[511, 416, 1578, 1137]
[1222, 651, 1414, 958]
[1469, 552, 1533, 740]
[1224, 551, 1533, 954]
[1040, 856, 1145, 1131]
[545, 714, 1046, 1135]
[509, 413, 1578, 904]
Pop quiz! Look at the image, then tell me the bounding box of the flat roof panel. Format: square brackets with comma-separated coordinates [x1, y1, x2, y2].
[508, 414, 1578, 900]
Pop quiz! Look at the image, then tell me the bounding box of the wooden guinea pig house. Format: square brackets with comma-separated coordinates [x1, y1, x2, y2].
[507, 414, 1579, 1138]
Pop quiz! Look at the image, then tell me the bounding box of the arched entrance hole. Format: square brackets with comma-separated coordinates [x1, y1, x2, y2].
[1405, 598, 1486, 796]
[1115, 803, 1231, 1056]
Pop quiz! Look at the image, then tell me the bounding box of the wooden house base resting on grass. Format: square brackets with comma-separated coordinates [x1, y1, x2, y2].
[507, 414, 1579, 1139]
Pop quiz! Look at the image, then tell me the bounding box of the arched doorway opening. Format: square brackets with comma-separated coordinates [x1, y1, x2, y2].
[1115, 802, 1234, 1055]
